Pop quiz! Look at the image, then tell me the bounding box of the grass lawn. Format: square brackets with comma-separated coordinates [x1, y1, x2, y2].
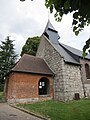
[0, 92, 3, 101]
[17, 99, 90, 120]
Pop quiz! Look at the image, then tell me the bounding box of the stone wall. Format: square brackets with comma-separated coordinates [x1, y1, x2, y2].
[4, 72, 53, 103]
[37, 36, 65, 101]
[37, 35, 84, 101]
[63, 63, 84, 101]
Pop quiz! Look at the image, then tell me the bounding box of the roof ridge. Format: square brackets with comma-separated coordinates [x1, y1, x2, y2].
[22, 54, 44, 60]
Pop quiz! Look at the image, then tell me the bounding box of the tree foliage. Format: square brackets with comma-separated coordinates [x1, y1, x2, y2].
[0, 36, 18, 84]
[20, 0, 90, 55]
[21, 36, 40, 56]
[45, 0, 90, 35]
[45, 0, 90, 55]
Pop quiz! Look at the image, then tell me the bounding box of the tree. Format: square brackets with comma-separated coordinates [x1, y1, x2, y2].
[0, 36, 18, 84]
[21, 36, 40, 56]
[45, 1, 90, 34]
[20, 0, 90, 56]
[45, 0, 90, 56]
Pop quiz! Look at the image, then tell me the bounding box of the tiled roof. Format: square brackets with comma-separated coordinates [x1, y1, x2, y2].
[12, 54, 53, 76]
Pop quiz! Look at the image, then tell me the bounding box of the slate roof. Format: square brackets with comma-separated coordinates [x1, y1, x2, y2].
[60, 43, 90, 59]
[53, 43, 80, 64]
[43, 21, 90, 65]
[12, 54, 53, 76]
[44, 20, 56, 32]
[44, 20, 60, 44]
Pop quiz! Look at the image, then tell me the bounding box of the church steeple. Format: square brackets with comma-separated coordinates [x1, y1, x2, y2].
[43, 20, 60, 44]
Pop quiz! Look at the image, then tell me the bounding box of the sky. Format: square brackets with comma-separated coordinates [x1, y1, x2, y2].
[0, 0, 90, 56]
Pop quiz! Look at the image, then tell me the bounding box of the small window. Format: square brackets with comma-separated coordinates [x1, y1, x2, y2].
[85, 63, 90, 79]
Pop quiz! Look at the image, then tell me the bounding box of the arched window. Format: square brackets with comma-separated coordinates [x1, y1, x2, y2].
[85, 63, 90, 79]
[38, 77, 50, 95]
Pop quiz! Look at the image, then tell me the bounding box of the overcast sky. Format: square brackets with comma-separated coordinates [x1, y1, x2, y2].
[0, 0, 90, 56]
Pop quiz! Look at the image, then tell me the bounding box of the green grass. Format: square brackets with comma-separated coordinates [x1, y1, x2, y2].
[17, 99, 90, 120]
[0, 84, 4, 92]
[0, 92, 4, 100]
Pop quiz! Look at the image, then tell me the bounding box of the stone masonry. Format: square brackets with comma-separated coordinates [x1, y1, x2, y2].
[37, 35, 84, 101]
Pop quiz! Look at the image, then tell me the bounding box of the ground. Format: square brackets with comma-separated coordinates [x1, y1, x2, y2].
[17, 100, 90, 120]
[0, 103, 42, 120]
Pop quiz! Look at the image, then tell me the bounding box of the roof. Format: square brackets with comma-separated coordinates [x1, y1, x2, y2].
[43, 21, 90, 65]
[44, 20, 60, 44]
[44, 20, 57, 32]
[11, 54, 53, 76]
[60, 43, 90, 59]
[60, 43, 82, 57]
[53, 43, 80, 64]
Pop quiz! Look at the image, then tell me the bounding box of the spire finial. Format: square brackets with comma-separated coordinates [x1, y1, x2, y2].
[48, 10, 50, 21]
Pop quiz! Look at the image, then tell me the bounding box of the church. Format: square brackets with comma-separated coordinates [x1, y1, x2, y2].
[4, 20, 90, 103]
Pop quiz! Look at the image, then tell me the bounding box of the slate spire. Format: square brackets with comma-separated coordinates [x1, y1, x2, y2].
[43, 20, 60, 44]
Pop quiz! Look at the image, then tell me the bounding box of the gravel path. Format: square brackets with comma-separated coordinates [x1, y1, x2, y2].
[0, 103, 42, 120]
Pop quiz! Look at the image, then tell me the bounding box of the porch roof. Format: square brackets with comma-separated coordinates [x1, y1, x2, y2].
[12, 54, 54, 76]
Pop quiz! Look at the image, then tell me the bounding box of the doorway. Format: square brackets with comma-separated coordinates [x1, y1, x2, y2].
[38, 77, 50, 95]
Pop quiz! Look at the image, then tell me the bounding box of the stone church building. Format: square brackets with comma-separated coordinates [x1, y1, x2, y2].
[4, 21, 90, 103]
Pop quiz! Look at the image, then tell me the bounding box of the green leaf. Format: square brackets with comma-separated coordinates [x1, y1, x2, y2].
[64, 1, 70, 10]
[73, 12, 79, 19]
[82, 52, 88, 58]
[72, 19, 78, 25]
[78, 23, 84, 28]
[73, 26, 78, 32]
[50, 5, 53, 13]
[54, 12, 58, 18]
[75, 31, 79, 36]
[86, 38, 90, 44]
